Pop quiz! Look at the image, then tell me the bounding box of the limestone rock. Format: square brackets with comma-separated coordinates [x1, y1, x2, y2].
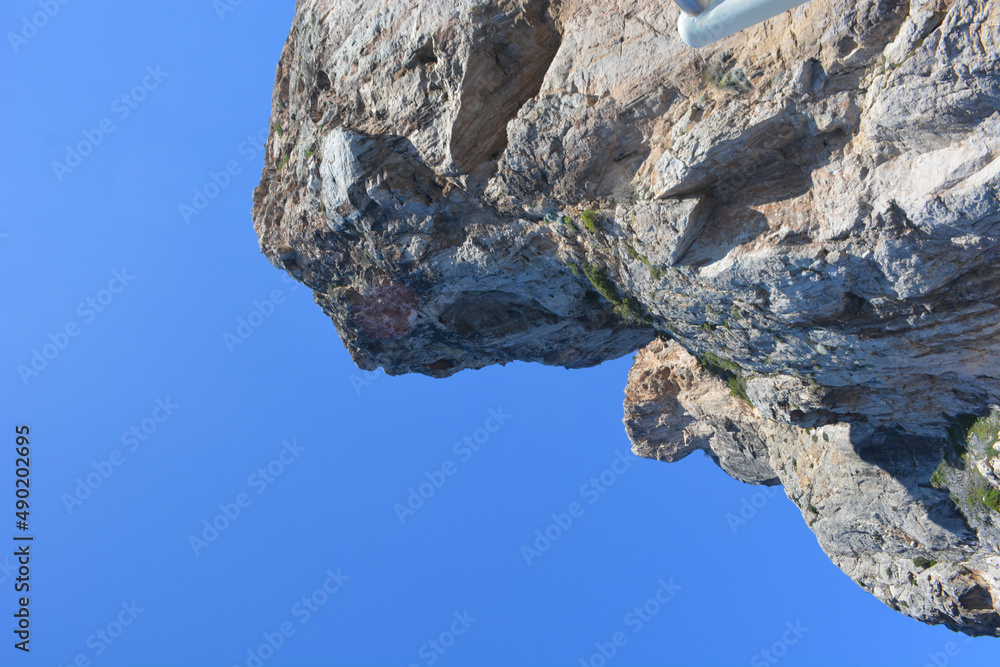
[625, 340, 999, 636]
[253, 0, 1000, 635]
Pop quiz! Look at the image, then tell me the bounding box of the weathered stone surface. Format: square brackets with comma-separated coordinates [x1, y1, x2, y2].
[253, 0, 1000, 635]
[624, 338, 780, 485]
[625, 339, 1000, 637]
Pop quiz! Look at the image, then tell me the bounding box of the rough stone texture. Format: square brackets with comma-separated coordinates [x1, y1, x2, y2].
[625, 339, 1000, 637]
[625, 338, 781, 485]
[253, 0, 1000, 635]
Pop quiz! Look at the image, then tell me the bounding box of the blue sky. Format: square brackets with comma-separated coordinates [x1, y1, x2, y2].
[1, 1, 996, 666]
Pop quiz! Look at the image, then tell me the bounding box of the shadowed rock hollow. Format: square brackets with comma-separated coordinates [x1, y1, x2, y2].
[253, 0, 1000, 636]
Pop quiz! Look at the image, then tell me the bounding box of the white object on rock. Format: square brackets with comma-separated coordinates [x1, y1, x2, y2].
[677, 0, 813, 48]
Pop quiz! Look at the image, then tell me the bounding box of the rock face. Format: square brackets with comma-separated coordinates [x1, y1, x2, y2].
[625, 339, 1000, 636]
[253, 0, 1000, 636]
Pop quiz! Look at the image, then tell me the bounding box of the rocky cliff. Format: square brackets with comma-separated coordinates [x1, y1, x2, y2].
[252, 0, 1000, 636]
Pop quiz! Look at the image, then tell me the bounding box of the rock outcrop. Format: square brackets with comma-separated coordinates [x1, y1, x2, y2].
[625, 339, 1000, 636]
[252, 0, 1000, 635]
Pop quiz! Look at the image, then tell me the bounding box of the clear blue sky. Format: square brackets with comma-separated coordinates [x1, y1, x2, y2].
[1, 2, 995, 666]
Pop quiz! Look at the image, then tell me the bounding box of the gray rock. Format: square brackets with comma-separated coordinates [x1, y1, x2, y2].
[253, 0, 1000, 635]
[625, 339, 999, 637]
